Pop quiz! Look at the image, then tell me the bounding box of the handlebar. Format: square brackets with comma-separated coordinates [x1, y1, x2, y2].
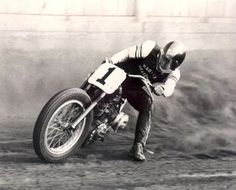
[127, 74, 156, 102]
[103, 59, 158, 101]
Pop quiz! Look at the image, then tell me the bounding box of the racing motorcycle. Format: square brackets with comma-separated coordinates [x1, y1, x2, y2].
[33, 60, 156, 163]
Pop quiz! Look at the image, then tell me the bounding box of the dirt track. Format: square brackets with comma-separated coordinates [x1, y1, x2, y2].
[1, 119, 236, 190]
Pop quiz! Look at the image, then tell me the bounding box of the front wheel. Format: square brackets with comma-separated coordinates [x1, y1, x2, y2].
[33, 88, 93, 163]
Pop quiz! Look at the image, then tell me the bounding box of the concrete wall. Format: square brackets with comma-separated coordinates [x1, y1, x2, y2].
[0, 0, 236, 119]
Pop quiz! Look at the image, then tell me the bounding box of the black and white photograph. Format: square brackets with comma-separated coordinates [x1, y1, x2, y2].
[0, 0, 236, 189]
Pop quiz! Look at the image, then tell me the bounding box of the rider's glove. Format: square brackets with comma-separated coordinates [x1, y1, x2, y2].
[101, 58, 113, 64]
[154, 85, 165, 96]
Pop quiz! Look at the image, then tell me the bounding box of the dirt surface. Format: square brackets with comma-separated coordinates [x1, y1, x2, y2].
[1, 50, 236, 189]
[1, 119, 236, 190]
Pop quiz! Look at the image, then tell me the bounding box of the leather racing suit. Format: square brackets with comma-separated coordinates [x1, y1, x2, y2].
[110, 40, 180, 147]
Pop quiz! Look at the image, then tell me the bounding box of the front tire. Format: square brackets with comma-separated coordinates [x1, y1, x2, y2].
[33, 88, 93, 163]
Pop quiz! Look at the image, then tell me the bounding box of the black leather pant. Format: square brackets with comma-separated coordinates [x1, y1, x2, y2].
[122, 79, 153, 147]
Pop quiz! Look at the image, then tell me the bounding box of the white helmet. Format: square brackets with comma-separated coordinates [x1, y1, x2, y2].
[158, 41, 186, 73]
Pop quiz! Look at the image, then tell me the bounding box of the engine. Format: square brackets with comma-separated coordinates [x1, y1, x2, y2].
[94, 87, 122, 122]
[93, 86, 129, 132]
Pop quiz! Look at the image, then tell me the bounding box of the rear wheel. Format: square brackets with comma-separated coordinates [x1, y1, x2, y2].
[33, 88, 93, 163]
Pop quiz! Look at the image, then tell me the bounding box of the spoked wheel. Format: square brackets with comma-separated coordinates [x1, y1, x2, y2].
[45, 100, 86, 155]
[33, 88, 93, 163]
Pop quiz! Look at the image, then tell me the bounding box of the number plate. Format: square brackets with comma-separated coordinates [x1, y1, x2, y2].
[88, 63, 126, 94]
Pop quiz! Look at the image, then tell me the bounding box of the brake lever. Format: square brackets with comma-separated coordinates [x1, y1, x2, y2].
[146, 82, 157, 95]
[149, 85, 159, 96]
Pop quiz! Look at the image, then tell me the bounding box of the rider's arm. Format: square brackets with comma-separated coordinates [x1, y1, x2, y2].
[110, 40, 156, 64]
[162, 68, 181, 97]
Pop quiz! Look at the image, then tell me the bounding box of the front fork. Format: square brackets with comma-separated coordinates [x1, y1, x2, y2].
[71, 81, 106, 129]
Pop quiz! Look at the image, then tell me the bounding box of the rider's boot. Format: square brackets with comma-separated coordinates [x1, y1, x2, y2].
[129, 142, 146, 161]
[129, 111, 152, 161]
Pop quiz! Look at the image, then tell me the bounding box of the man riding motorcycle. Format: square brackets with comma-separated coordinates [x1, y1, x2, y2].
[107, 40, 186, 161]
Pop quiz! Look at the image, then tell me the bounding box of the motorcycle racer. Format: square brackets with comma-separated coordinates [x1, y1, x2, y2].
[108, 40, 186, 161]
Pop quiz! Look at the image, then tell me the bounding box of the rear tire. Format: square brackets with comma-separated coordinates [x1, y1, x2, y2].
[33, 88, 93, 163]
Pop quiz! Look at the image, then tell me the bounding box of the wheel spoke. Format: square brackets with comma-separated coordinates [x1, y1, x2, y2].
[48, 124, 60, 130]
[52, 133, 67, 148]
[66, 105, 83, 122]
[47, 127, 60, 137]
[48, 137, 56, 148]
[47, 131, 64, 141]
[47, 122, 61, 133]
[48, 134, 62, 148]
[45, 99, 86, 154]
[62, 131, 72, 144]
